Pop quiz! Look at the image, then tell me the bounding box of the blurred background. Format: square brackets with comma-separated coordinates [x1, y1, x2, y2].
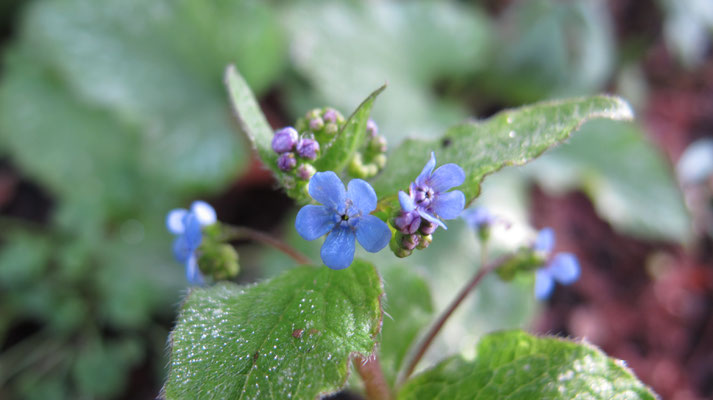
[0, 0, 712, 399]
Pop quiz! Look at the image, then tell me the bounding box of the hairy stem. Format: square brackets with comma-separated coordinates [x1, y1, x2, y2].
[354, 354, 392, 400]
[398, 254, 511, 385]
[223, 226, 313, 265]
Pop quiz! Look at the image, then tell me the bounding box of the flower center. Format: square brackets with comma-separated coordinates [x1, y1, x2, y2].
[414, 186, 434, 207]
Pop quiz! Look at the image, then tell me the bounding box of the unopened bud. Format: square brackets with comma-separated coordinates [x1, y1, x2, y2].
[417, 234, 432, 250]
[323, 108, 339, 123]
[366, 119, 378, 137]
[394, 211, 421, 234]
[420, 220, 436, 235]
[402, 234, 420, 250]
[297, 163, 316, 181]
[325, 122, 339, 135]
[374, 154, 387, 169]
[278, 152, 297, 171]
[272, 127, 298, 154]
[309, 117, 324, 131]
[369, 135, 387, 153]
[390, 234, 413, 258]
[296, 138, 320, 160]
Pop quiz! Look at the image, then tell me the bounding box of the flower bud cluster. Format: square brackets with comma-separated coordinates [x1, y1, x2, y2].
[389, 216, 436, 258]
[272, 127, 320, 176]
[389, 152, 465, 258]
[348, 119, 388, 179]
[295, 107, 346, 143]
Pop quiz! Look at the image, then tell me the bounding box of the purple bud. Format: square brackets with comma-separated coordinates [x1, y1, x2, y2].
[277, 152, 297, 171]
[402, 234, 420, 250]
[325, 123, 338, 135]
[420, 220, 436, 235]
[394, 211, 421, 234]
[323, 108, 338, 123]
[272, 127, 298, 153]
[296, 138, 320, 160]
[417, 234, 432, 250]
[366, 119, 378, 137]
[370, 135, 387, 153]
[297, 164, 316, 180]
[309, 117, 324, 131]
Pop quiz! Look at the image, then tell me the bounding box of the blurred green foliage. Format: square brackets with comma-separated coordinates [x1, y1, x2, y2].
[0, 0, 286, 398]
[0, 0, 696, 398]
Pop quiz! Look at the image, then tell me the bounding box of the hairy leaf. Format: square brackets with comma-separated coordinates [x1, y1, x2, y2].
[163, 260, 384, 399]
[371, 96, 634, 205]
[398, 330, 657, 399]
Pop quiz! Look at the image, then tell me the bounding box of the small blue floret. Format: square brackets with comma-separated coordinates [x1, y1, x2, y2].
[295, 171, 391, 269]
[398, 152, 465, 231]
[532, 228, 580, 300]
[166, 201, 217, 284]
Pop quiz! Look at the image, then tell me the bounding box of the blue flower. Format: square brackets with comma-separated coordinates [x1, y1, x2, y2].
[166, 201, 217, 284]
[532, 228, 580, 300]
[461, 207, 496, 231]
[399, 152, 465, 230]
[296, 171, 391, 269]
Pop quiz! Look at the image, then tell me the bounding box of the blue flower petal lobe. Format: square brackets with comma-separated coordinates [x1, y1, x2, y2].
[320, 226, 356, 270]
[534, 269, 555, 300]
[355, 215, 391, 252]
[166, 209, 188, 234]
[296, 205, 336, 241]
[347, 179, 377, 213]
[415, 152, 437, 186]
[399, 191, 415, 212]
[418, 208, 447, 230]
[308, 171, 347, 211]
[185, 255, 204, 285]
[191, 201, 217, 226]
[534, 227, 555, 254]
[429, 163, 465, 192]
[549, 253, 580, 285]
[431, 190, 465, 220]
[172, 236, 191, 263]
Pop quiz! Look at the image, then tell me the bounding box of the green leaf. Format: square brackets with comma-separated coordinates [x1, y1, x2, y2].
[524, 120, 690, 242]
[398, 330, 657, 399]
[225, 65, 280, 175]
[379, 265, 434, 385]
[4, 0, 287, 196]
[371, 95, 634, 205]
[314, 85, 386, 173]
[479, 0, 614, 103]
[163, 260, 384, 399]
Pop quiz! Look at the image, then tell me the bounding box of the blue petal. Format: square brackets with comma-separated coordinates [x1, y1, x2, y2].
[191, 200, 217, 226]
[355, 215, 391, 253]
[166, 209, 188, 234]
[172, 236, 192, 263]
[398, 191, 415, 212]
[431, 190, 465, 220]
[415, 152, 436, 186]
[534, 269, 555, 300]
[347, 179, 377, 213]
[461, 207, 494, 229]
[549, 253, 580, 285]
[183, 214, 203, 250]
[417, 208, 447, 230]
[533, 227, 555, 254]
[320, 226, 356, 270]
[308, 171, 346, 212]
[428, 163, 465, 192]
[186, 255, 204, 285]
[295, 205, 336, 241]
